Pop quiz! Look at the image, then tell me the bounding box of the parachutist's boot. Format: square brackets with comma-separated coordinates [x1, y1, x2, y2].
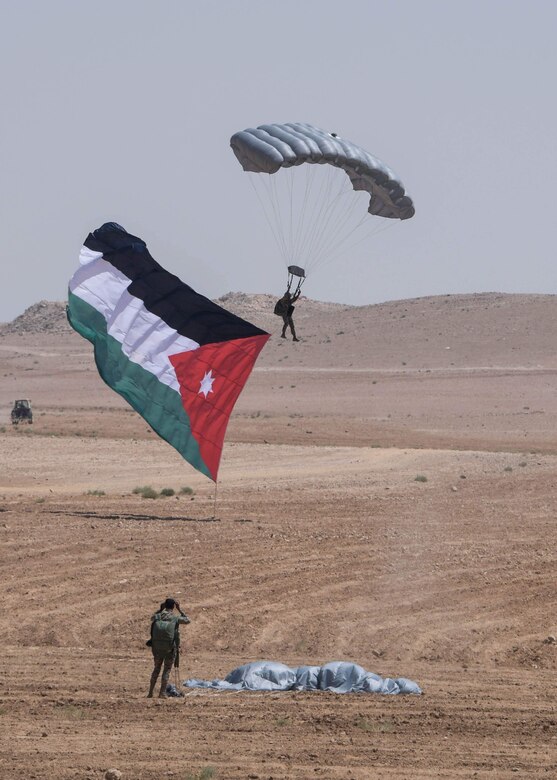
[159, 673, 170, 698]
[148, 669, 158, 698]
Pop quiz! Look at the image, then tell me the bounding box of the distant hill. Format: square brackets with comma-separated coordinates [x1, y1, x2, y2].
[0, 300, 70, 335]
[0, 293, 350, 336]
[2, 292, 557, 371]
[216, 292, 350, 333]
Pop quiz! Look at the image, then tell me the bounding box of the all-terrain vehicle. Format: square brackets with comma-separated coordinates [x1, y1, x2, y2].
[11, 399, 33, 425]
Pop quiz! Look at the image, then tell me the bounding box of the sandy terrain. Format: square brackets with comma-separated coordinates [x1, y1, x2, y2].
[0, 293, 556, 779]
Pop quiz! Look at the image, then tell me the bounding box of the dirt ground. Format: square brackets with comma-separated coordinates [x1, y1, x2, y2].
[1, 298, 556, 778]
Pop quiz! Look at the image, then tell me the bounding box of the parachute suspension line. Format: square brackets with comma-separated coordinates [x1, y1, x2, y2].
[212, 480, 218, 519]
[249, 165, 399, 280]
[263, 174, 290, 263]
[299, 168, 355, 273]
[313, 212, 378, 266]
[311, 194, 371, 267]
[292, 164, 327, 273]
[305, 180, 362, 272]
[308, 171, 357, 270]
[286, 268, 294, 293]
[287, 167, 295, 267]
[319, 178, 366, 251]
[248, 175, 289, 265]
[269, 174, 290, 262]
[302, 173, 401, 274]
[295, 165, 328, 271]
[291, 165, 316, 270]
[296, 164, 339, 272]
[283, 169, 309, 271]
[286, 270, 305, 296]
[310, 217, 398, 274]
[343, 217, 398, 256]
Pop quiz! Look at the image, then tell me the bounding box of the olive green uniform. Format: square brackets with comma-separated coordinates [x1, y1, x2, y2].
[148, 609, 190, 697]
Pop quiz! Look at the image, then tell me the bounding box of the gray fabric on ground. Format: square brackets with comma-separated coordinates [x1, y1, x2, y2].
[185, 660, 421, 695]
[165, 683, 184, 697]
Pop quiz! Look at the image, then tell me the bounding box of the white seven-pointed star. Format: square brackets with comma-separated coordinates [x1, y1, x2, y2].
[199, 369, 215, 399]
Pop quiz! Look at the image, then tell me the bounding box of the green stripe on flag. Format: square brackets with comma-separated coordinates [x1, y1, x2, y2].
[67, 291, 211, 479]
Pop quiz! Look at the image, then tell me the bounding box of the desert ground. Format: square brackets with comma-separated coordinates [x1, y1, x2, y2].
[0, 293, 556, 779]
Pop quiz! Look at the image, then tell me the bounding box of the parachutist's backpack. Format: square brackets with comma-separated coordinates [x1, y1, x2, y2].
[274, 298, 287, 316]
[150, 612, 177, 655]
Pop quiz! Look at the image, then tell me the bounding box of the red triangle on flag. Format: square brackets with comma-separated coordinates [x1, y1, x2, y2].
[169, 334, 269, 481]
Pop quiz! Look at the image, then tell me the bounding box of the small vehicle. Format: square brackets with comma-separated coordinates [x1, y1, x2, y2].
[11, 399, 33, 425]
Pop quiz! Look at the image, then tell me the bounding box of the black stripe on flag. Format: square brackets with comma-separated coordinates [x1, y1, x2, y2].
[84, 222, 268, 346]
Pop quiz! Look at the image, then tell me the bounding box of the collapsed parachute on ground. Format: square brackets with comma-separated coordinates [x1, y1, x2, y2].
[231, 122, 415, 221]
[185, 660, 421, 695]
[67, 222, 269, 481]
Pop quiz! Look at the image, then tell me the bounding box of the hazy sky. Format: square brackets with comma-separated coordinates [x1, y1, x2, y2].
[1, 0, 556, 321]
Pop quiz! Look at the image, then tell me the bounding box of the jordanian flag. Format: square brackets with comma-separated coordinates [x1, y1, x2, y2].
[68, 222, 269, 481]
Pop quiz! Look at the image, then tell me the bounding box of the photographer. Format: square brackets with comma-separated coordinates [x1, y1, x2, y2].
[147, 597, 191, 699]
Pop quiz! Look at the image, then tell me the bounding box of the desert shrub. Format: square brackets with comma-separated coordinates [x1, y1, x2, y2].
[160, 487, 175, 497]
[86, 489, 106, 496]
[58, 704, 84, 719]
[140, 486, 159, 499]
[355, 717, 394, 733]
[504, 466, 513, 472]
[414, 474, 428, 483]
[132, 485, 159, 498]
[185, 768, 216, 780]
[133, 485, 157, 495]
[180, 486, 194, 495]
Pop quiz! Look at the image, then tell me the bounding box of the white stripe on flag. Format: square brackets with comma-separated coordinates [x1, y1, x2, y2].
[70, 250, 199, 394]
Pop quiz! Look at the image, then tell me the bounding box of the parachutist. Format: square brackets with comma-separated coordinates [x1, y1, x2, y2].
[274, 289, 301, 341]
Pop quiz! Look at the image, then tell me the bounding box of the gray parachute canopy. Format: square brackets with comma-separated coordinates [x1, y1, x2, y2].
[230, 122, 415, 221]
[185, 660, 422, 695]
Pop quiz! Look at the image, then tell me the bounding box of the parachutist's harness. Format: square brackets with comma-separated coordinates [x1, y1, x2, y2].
[275, 265, 305, 318]
[286, 264, 306, 296]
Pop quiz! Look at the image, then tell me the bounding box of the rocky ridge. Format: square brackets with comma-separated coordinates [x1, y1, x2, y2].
[0, 293, 350, 336]
[0, 301, 71, 335]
